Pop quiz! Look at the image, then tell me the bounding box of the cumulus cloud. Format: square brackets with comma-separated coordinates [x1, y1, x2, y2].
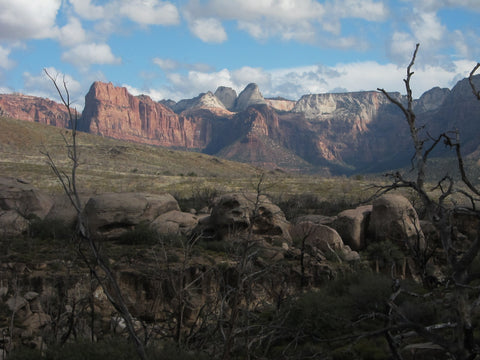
[61, 43, 121, 70]
[23, 67, 83, 107]
[0, 45, 14, 69]
[0, 0, 61, 40]
[185, 0, 325, 42]
[189, 18, 227, 43]
[153, 58, 180, 71]
[123, 84, 167, 102]
[119, 0, 180, 26]
[69, 0, 105, 21]
[155, 58, 477, 102]
[56, 17, 87, 47]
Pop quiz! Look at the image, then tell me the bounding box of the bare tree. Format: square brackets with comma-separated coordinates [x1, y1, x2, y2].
[374, 45, 480, 359]
[43, 70, 148, 360]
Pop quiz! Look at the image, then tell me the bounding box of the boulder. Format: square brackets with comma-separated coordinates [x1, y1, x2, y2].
[45, 193, 89, 228]
[0, 210, 29, 237]
[197, 193, 291, 244]
[0, 177, 53, 219]
[212, 193, 291, 240]
[151, 210, 200, 236]
[368, 194, 425, 250]
[332, 205, 372, 251]
[82, 192, 180, 240]
[289, 221, 359, 261]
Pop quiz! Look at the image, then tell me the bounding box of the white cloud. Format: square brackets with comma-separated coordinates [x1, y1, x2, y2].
[0, 0, 61, 40]
[185, 0, 325, 42]
[69, 0, 105, 20]
[0, 45, 14, 69]
[56, 17, 87, 47]
[189, 18, 227, 43]
[61, 43, 121, 70]
[123, 84, 167, 102]
[167, 69, 235, 99]
[23, 67, 83, 107]
[231, 67, 272, 90]
[119, 0, 180, 26]
[153, 58, 180, 71]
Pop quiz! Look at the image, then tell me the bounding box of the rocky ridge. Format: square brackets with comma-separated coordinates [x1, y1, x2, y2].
[1, 75, 479, 174]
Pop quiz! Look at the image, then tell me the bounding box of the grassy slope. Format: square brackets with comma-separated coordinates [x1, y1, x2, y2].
[0, 116, 380, 202]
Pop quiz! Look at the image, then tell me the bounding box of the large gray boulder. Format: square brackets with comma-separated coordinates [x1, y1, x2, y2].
[151, 210, 200, 236]
[82, 192, 179, 240]
[0, 177, 54, 236]
[0, 177, 53, 220]
[368, 194, 425, 250]
[197, 193, 291, 243]
[332, 205, 372, 251]
[289, 221, 360, 261]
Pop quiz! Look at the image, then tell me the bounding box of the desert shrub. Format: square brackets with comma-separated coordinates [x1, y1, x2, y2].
[116, 222, 158, 245]
[175, 186, 219, 212]
[28, 216, 72, 240]
[275, 193, 355, 220]
[364, 240, 404, 271]
[8, 338, 210, 360]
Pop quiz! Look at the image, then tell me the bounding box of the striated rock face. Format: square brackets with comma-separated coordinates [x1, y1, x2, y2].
[0, 94, 71, 127]
[414, 87, 450, 112]
[79, 82, 226, 149]
[292, 91, 392, 124]
[3, 74, 479, 175]
[266, 98, 296, 112]
[173, 91, 227, 113]
[235, 83, 267, 111]
[214, 86, 237, 110]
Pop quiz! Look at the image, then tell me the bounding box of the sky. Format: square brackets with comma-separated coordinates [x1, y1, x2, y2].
[0, 0, 479, 109]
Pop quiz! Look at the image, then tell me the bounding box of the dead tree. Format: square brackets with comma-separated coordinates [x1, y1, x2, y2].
[43, 70, 148, 360]
[375, 45, 480, 359]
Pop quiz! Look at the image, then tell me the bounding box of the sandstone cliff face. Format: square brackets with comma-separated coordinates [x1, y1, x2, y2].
[80, 82, 228, 149]
[173, 91, 228, 114]
[0, 94, 70, 127]
[265, 98, 296, 112]
[2, 75, 479, 175]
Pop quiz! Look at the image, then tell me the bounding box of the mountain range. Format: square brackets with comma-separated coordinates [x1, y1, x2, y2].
[1, 75, 479, 175]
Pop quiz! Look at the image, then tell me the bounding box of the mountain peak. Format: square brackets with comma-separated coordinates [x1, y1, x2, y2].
[235, 83, 267, 111]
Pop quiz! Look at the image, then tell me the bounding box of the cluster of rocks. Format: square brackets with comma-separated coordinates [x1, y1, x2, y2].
[0, 175, 459, 354]
[1, 176, 428, 263]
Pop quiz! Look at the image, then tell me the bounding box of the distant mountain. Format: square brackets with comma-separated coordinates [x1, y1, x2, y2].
[1, 76, 479, 175]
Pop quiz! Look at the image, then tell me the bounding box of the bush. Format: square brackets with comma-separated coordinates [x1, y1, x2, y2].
[275, 193, 355, 220]
[116, 222, 158, 245]
[9, 339, 210, 360]
[29, 217, 72, 240]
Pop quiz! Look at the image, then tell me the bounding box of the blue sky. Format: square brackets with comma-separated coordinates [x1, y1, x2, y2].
[0, 0, 479, 108]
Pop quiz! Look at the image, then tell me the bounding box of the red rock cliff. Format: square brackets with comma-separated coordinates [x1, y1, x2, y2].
[0, 94, 70, 127]
[80, 82, 225, 148]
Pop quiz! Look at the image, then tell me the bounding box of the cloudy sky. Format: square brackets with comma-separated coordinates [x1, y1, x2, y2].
[0, 0, 479, 108]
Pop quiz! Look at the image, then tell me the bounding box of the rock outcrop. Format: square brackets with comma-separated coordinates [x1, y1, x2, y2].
[214, 86, 237, 110]
[0, 94, 70, 127]
[235, 83, 267, 111]
[82, 192, 179, 240]
[195, 192, 291, 245]
[173, 91, 228, 113]
[0, 177, 53, 236]
[2, 75, 480, 175]
[368, 194, 425, 250]
[332, 205, 372, 251]
[79, 82, 225, 149]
